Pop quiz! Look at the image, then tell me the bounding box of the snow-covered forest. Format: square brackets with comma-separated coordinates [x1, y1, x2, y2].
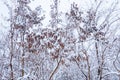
[0, 0, 120, 80]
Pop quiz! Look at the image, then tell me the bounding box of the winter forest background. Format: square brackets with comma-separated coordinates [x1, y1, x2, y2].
[0, 0, 120, 80]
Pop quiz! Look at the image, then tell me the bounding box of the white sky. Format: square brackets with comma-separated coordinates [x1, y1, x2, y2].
[0, 0, 120, 35]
